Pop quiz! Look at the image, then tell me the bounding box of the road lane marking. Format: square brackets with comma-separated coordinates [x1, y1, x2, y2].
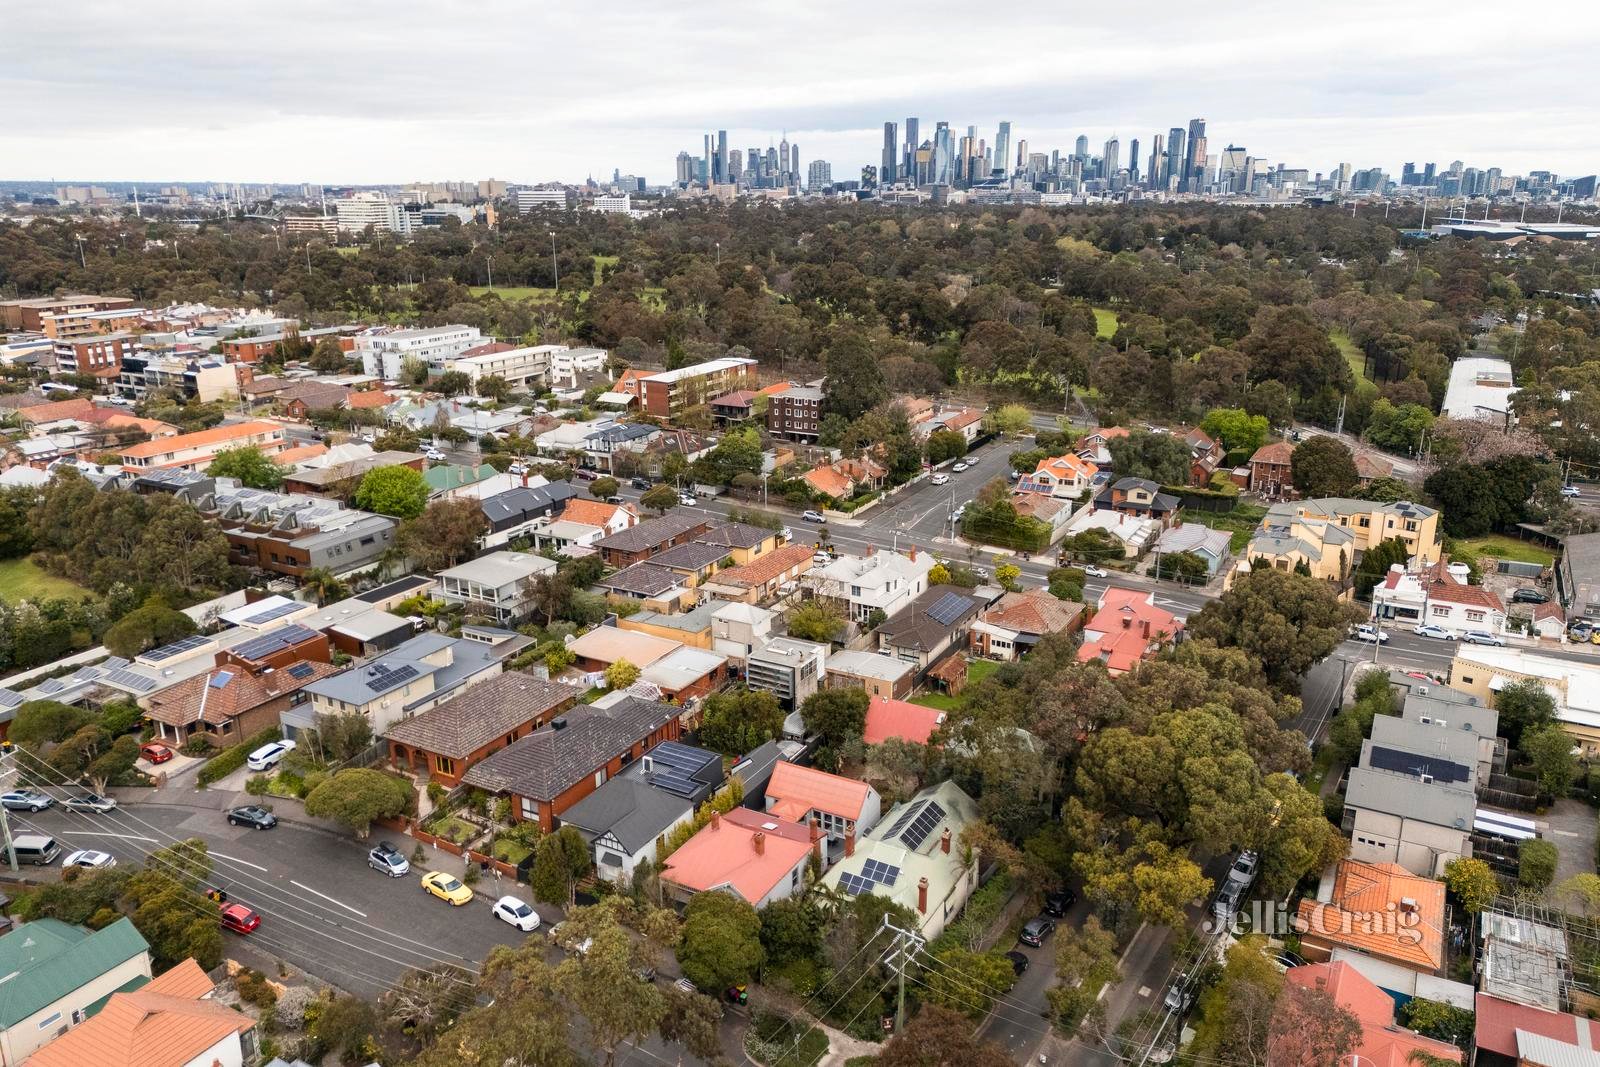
[212, 853, 268, 871]
[291, 879, 368, 917]
[46, 830, 158, 842]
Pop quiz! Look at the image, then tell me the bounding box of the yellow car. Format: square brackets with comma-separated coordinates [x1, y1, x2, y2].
[420, 871, 474, 906]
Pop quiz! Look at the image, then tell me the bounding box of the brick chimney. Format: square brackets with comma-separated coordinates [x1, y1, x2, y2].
[711, 811, 722, 830]
[940, 828, 951, 854]
[753, 831, 765, 856]
[908, 546, 917, 561]
[1141, 619, 1150, 638]
[844, 832, 855, 858]
[917, 877, 928, 914]
[867, 544, 875, 556]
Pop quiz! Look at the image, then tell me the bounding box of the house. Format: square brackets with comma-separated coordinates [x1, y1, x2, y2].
[119, 420, 285, 473]
[695, 522, 783, 565]
[1478, 909, 1570, 1012]
[1558, 531, 1600, 622]
[583, 422, 661, 473]
[1234, 511, 1358, 587]
[424, 462, 501, 499]
[747, 637, 828, 711]
[1343, 719, 1478, 877]
[566, 626, 681, 675]
[1398, 684, 1502, 781]
[1295, 859, 1446, 975]
[1275, 963, 1461, 1067]
[278, 447, 427, 497]
[863, 696, 945, 746]
[811, 549, 936, 626]
[461, 695, 683, 830]
[25, 957, 259, 1067]
[296, 633, 504, 739]
[1474, 994, 1600, 1067]
[384, 674, 581, 787]
[1270, 497, 1442, 565]
[1442, 356, 1518, 421]
[1354, 452, 1394, 485]
[709, 390, 757, 425]
[0, 918, 151, 1065]
[640, 646, 729, 704]
[729, 738, 808, 809]
[1248, 440, 1295, 497]
[1010, 491, 1074, 538]
[143, 641, 340, 750]
[436, 550, 559, 624]
[877, 585, 984, 670]
[1450, 645, 1600, 756]
[1073, 426, 1129, 467]
[642, 541, 728, 588]
[277, 381, 351, 419]
[593, 511, 713, 568]
[636, 740, 726, 806]
[1076, 587, 1184, 674]
[1019, 453, 1097, 499]
[597, 561, 696, 612]
[560, 777, 695, 885]
[660, 807, 820, 908]
[824, 649, 916, 701]
[970, 587, 1084, 660]
[700, 543, 814, 604]
[529, 497, 640, 554]
[478, 482, 580, 549]
[800, 462, 856, 501]
[711, 602, 776, 667]
[205, 486, 400, 579]
[1092, 476, 1181, 527]
[764, 760, 882, 856]
[1151, 523, 1233, 575]
[818, 781, 980, 940]
[1184, 428, 1224, 487]
[1372, 561, 1507, 634]
[619, 603, 717, 650]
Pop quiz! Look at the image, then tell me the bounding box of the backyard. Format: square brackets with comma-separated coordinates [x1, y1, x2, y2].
[1454, 534, 1556, 567]
[1189, 504, 1269, 553]
[0, 557, 92, 603]
[912, 659, 999, 711]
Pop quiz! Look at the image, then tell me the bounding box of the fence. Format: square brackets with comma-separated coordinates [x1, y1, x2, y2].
[1496, 559, 1547, 579]
[1470, 833, 1521, 875]
[1482, 772, 1540, 812]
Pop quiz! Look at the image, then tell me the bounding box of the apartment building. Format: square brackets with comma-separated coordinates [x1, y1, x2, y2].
[118, 420, 285, 472]
[768, 383, 823, 442]
[49, 333, 135, 379]
[197, 482, 398, 577]
[444, 342, 555, 391]
[1270, 497, 1442, 564]
[436, 550, 559, 624]
[39, 306, 147, 340]
[549, 345, 609, 389]
[746, 636, 828, 710]
[355, 325, 483, 379]
[334, 192, 411, 235]
[0, 294, 135, 332]
[516, 188, 571, 211]
[115, 354, 239, 402]
[637, 357, 758, 419]
[810, 548, 936, 625]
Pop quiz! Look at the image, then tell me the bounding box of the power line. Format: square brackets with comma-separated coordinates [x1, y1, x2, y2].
[768, 924, 897, 1067]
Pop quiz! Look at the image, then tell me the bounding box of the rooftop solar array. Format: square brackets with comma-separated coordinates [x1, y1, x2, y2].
[648, 769, 701, 799]
[234, 624, 320, 662]
[286, 662, 316, 679]
[243, 601, 303, 626]
[37, 678, 63, 695]
[884, 799, 927, 840]
[0, 689, 23, 710]
[926, 592, 972, 626]
[144, 634, 210, 662]
[1368, 745, 1471, 785]
[899, 800, 947, 850]
[104, 656, 131, 669]
[103, 668, 158, 693]
[366, 663, 418, 692]
[839, 858, 902, 897]
[209, 670, 235, 689]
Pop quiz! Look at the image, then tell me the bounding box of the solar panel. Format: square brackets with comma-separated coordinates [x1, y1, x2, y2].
[649, 741, 714, 773]
[209, 670, 235, 689]
[884, 800, 925, 840]
[0, 689, 23, 709]
[244, 601, 303, 626]
[1367, 745, 1471, 785]
[37, 678, 63, 694]
[861, 859, 900, 887]
[104, 669, 158, 693]
[104, 656, 131, 669]
[648, 769, 701, 799]
[838, 873, 873, 896]
[287, 663, 316, 679]
[73, 666, 103, 681]
[926, 592, 971, 627]
[366, 663, 419, 692]
[145, 634, 209, 662]
[234, 624, 319, 662]
[900, 800, 946, 850]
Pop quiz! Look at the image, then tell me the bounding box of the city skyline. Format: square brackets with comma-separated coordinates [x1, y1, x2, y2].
[3, 1, 1595, 185]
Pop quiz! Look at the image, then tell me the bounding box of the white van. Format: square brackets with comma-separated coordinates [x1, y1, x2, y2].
[12, 833, 61, 866]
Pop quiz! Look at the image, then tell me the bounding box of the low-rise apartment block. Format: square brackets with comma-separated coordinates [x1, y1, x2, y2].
[436, 550, 559, 624]
[118, 420, 285, 473]
[355, 324, 484, 379]
[637, 357, 758, 419]
[768, 383, 823, 442]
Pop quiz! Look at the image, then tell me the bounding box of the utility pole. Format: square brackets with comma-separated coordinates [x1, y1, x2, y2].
[0, 751, 18, 872]
[1334, 394, 1347, 436]
[879, 915, 924, 1035]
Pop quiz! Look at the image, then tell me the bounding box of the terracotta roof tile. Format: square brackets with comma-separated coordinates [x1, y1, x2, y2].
[766, 761, 872, 821]
[1295, 860, 1445, 972]
[144, 659, 341, 728]
[713, 544, 814, 587]
[1250, 441, 1295, 465]
[1282, 963, 1462, 1066]
[662, 807, 814, 903]
[121, 420, 283, 460]
[561, 498, 632, 529]
[864, 697, 945, 746]
[982, 587, 1083, 636]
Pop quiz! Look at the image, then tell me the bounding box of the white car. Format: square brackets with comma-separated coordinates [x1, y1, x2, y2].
[951, 461, 970, 473]
[63, 850, 117, 870]
[1350, 624, 1390, 644]
[1563, 485, 1582, 498]
[246, 739, 297, 773]
[931, 473, 950, 486]
[508, 463, 527, 475]
[1461, 630, 1507, 646]
[813, 551, 833, 564]
[679, 493, 697, 506]
[493, 896, 541, 932]
[1414, 623, 1455, 640]
[1082, 566, 1109, 579]
[424, 449, 446, 461]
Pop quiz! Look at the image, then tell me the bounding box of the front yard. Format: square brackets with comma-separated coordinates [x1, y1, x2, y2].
[1190, 504, 1268, 553]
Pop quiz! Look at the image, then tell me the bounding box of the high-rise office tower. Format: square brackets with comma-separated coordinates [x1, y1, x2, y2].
[807, 160, 831, 189]
[765, 146, 778, 180]
[1334, 162, 1352, 191]
[932, 123, 952, 185]
[778, 136, 791, 183]
[1166, 128, 1186, 191]
[675, 151, 695, 186]
[1074, 135, 1089, 161]
[994, 121, 1012, 177]
[1423, 162, 1437, 186]
[729, 149, 743, 183]
[1015, 138, 1028, 174]
[1401, 162, 1417, 186]
[1128, 138, 1140, 184]
[703, 134, 713, 189]
[1185, 118, 1207, 190]
[1149, 134, 1164, 188]
[904, 118, 920, 182]
[1102, 137, 1120, 179]
[791, 145, 800, 187]
[882, 121, 898, 184]
[1218, 145, 1247, 192]
[716, 130, 728, 185]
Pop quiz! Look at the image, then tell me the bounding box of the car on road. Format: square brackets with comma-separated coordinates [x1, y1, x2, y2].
[245, 739, 296, 772]
[421, 871, 473, 905]
[949, 504, 966, 523]
[951, 461, 970, 473]
[1018, 916, 1056, 947]
[228, 806, 278, 830]
[1163, 974, 1195, 1015]
[1213, 878, 1246, 925]
[1461, 630, 1507, 646]
[1511, 587, 1551, 604]
[492, 896, 541, 931]
[1082, 565, 1109, 579]
[813, 551, 833, 564]
[801, 510, 826, 523]
[1005, 950, 1029, 976]
[1, 789, 54, 812]
[574, 468, 599, 481]
[369, 841, 411, 877]
[930, 473, 950, 486]
[220, 903, 261, 935]
[1044, 889, 1077, 917]
[63, 792, 117, 814]
[678, 493, 697, 506]
[424, 449, 446, 462]
[139, 741, 174, 764]
[1414, 623, 1455, 640]
[1225, 850, 1259, 889]
[507, 463, 527, 475]
[1563, 485, 1582, 498]
[630, 477, 652, 491]
[63, 849, 117, 869]
[1349, 624, 1389, 644]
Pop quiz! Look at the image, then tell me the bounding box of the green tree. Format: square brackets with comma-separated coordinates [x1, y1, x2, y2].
[1188, 934, 1282, 1065]
[1424, 455, 1550, 538]
[308, 336, 351, 373]
[1047, 566, 1085, 603]
[1494, 677, 1557, 747]
[994, 562, 1021, 591]
[604, 658, 641, 690]
[1200, 408, 1269, 453]
[699, 688, 785, 756]
[1290, 435, 1359, 497]
[102, 597, 196, 658]
[1047, 916, 1119, 1034]
[134, 497, 234, 594]
[309, 994, 379, 1064]
[475, 374, 513, 402]
[1519, 838, 1559, 891]
[397, 498, 487, 572]
[1399, 998, 1475, 1049]
[417, 943, 576, 1067]
[800, 688, 869, 754]
[786, 599, 843, 643]
[125, 840, 225, 971]
[822, 329, 889, 422]
[589, 476, 619, 500]
[9, 699, 93, 749]
[877, 1004, 1012, 1067]
[924, 947, 1018, 1019]
[925, 428, 968, 465]
[759, 896, 823, 968]
[0, 485, 39, 559]
[1107, 429, 1192, 484]
[927, 562, 952, 585]
[531, 825, 592, 906]
[207, 445, 286, 489]
[554, 898, 677, 1067]
[1153, 550, 1209, 583]
[1257, 774, 1348, 897]
[1188, 567, 1357, 688]
[355, 464, 430, 519]
[1523, 724, 1578, 799]
[303, 769, 414, 837]
[679, 890, 764, 993]
[433, 370, 472, 396]
[1444, 857, 1499, 914]
[984, 403, 1032, 437]
[640, 484, 679, 513]
[1352, 536, 1411, 599]
[1365, 399, 1434, 454]
[300, 566, 350, 606]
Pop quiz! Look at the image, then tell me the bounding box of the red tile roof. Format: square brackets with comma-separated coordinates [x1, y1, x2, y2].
[561, 498, 633, 529]
[863, 697, 945, 746]
[981, 587, 1083, 637]
[120, 420, 283, 460]
[1295, 860, 1445, 972]
[661, 807, 814, 903]
[1474, 992, 1600, 1058]
[1282, 963, 1461, 1066]
[1034, 453, 1097, 483]
[345, 388, 395, 409]
[14, 397, 97, 424]
[145, 660, 341, 728]
[1250, 441, 1295, 466]
[766, 761, 873, 822]
[459, 341, 515, 357]
[1076, 587, 1182, 673]
[1423, 563, 1504, 612]
[802, 464, 853, 499]
[713, 543, 814, 588]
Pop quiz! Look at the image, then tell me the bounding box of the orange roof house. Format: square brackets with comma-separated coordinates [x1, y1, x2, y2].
[14, 397, 97, 426]
[661, 806, 819, 906]
[119, 420, 286, 473]
[756, 380, 795, 398]
[863, 696, 946, 747]
[560, 497, 637, 531]
[764, 761, 881, 846]
[1076, 587, 1183, 674]
[705, 543, 814, 603]
[26, 958, 257, 1067]
[614, 367, 651, 398]
[1277, 962, 1461, 1067]
[1294, 860, 1446, 974]
[274, 441, 330, 465]
[345, 388, 395, 410]
[801, 463, 854, 500]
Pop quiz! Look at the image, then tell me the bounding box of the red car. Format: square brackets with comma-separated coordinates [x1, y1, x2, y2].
[140, 742, 174, 764]
[220, 903, 260, 935]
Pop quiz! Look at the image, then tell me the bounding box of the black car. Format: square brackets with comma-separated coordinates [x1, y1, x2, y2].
[630, 477, 652, 491]
[227, 805, 278, 830]
[1511, 587, 1551, 604]
[1018, 916, 1056, 947]
[1044, 889, 1077, 917]
[1005, 950, 1029, 976]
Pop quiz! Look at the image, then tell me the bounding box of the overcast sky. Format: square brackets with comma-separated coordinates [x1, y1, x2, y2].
[5, 0, 1596, 186]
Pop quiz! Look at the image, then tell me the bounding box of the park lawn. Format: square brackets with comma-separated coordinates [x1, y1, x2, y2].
[593, 254, 618, 284]
[469, 285, 558, 301]
[1092, 307, 1119, 340]
[0, 557, 92, 603]
[1455, 535, 1556, 567]
[1332, 329, 1369, 386]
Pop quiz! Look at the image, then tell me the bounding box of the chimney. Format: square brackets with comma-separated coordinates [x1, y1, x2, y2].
[1121, 616, 1131, 630]
[521, 468, 529, 488]
[867, 544, 875, 556]
[845, 833, 855, 858]
[711, 811, 722, 830]
[940, 828, 951, 854]
[908, 546, 917, 561]
[917, 877, 928, 914]
[1141, 620, 1150, 638]
[753, 831, 766, 856]
[809, 818, 821, 843]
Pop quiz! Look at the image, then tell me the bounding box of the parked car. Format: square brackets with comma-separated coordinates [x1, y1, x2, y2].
[802, 510, 826, 523]
[1018, 916, 1056, 947]
[1213, 879, 1246, 925]
[1563, 485, 1582, 498]
[1461, 630, 1507, 646]
[63, 792, 117, 814]
[574, 467, 599, 481]
[421, 871, 474, 906]
[678, 493, 697, 506]
[1225, 851, 1259, 889]
[507, 463, 526, 475]
[1570, 622, 1594, 641]
[246, 739, 296, 772]
[492, 896, 541, 931]
[1, 790, 54, 812]
[228, 806, 278, 830]
[1005, 950, 1030, 976]
[139, 741, 174, 764]
[1082, 565, 1109, 579]
[813, 551, 833, 564]
[369, 841, 411, 877]
[220, 903, 261, 935]
[424, 449, 446, 462]
[1349, 624, 1389, 644]
[1511, 587, 1551, 604]
[1413, 623, 1455, 640]
[62, 849, 117, 869]
[1044, 889, 1077, 917]
[1163, 974, 1195, 1015]
[952, 461, 970, 473]
[931, 473, 950, 486]
[631, 477, 652, 491]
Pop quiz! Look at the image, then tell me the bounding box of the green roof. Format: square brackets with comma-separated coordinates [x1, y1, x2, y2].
[0, 917, 149, 1028]
[423, 463, 497, 492]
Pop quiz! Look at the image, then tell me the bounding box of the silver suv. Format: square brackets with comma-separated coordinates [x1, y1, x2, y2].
[368, 841, 410, 877]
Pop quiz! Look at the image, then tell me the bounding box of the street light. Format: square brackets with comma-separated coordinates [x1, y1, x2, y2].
[715, 241, 721, 266]
[486, 255, 494, 290]
[548, 232, 559, 290]
[73, 233, 87, 269]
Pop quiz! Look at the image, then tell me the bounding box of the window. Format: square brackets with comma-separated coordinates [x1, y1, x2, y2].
[37, 1011, 62, 1030]
[1432, 605, 1451, 617]
[1466, 610, 1485, 622]
[434, 755, 456, 775]
[520, 797, 538, 821]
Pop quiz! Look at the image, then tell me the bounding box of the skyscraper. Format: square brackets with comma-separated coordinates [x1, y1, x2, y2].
[1218, 145, 1247, 192]
[1074, 135, 1089, 161]
[716, 130, 728, 186]
[778, 136, 791, 184]
[729, 149, 743, 183]
[807, 160, 831, 189]
[1015, 138, 1027, 174]
[1128, 138, 1140, 184]
[791, 144, 801, 187]
[1148, 134, 1164, 188]
[675, 151, 695, 186]
[882, 121, 898, 184]
[933, 122, 952, 185]
[1423, 162, 1437, 186]
[1102, 137, 1120, 179]
[994, 121, 1012, 178]
[904, 118, 920, 183]
[1185, 118, 1207, 191]
[1166, 128, 1186, 191]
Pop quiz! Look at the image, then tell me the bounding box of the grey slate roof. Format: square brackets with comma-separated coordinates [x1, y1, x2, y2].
[876, 584, 983, 653]
[599, 562, 682, 596]
[695, 522, 772, 550]
[480, 482, 578, 531]
[1365, 714, 1482, 769]
[1344, 765, 1477, 829]
[649, 541, 729, 571]
[383, 673, 581, 759]
[593, 511, 707, 554]
[559, 776, 693, 853]
[462, 695, 679, 800]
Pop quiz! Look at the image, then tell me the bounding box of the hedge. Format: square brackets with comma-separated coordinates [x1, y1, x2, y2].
[962, 512, 1051, 553]
[197, 726, 283, 788]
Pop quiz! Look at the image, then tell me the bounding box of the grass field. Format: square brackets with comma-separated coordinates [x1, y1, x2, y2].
[1332, 329, 1369, 386]
[468, 285, 558, 301]
[0, 557, 91, 603]
[1190, 504, 1269, 553]
[332, 246, 360, 257]
[1454, 534, 1556, 567]
[1092, 307, 1119, 340]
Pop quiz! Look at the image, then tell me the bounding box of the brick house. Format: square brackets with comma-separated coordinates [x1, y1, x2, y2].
[384, 674, 581, 787]
[462, 695, 682, 831]
[1248, 441, 1295, 497]
[144, 652, 341, 749]
[1092, 477, 1182, 527]
[593, 512, 713, 568]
